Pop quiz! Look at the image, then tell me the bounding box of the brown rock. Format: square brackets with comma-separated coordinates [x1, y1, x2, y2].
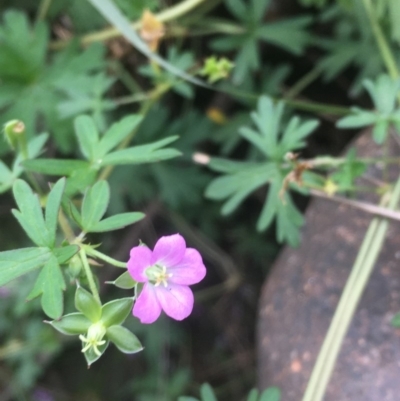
[257, 132, 400, 401]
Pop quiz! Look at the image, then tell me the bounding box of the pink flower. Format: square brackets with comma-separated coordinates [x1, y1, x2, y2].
[127, 234, 206, 324]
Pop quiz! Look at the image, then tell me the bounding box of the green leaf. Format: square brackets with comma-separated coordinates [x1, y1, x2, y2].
[26, 254, 66, 319]
[101, 298, 134, 327]
[81, 180, 110, 231]
[65, 167, 97, 196]
[107, 271, 136, 289]
[0, 247, 51, 286]
[12, 179, 51, 247]
[49, 312, 91, 335]
[75, 286, 102, 323]
[100, 136, 181, 166]
[74, 115, 100, 161]
[336, 108, 377, 129]
[257, 16, 311, 55]
[22, 159, 90, 175]
[0, 160, 13, 193]
[52, 245, 80, 264]
[372, 119, 389, 144]
[260, 387, 281, 401]
[45, 178, 66, 247]
[97, 114, 143, 158]
[89, 212, 145, 232]
[391, 313, 400, 328]
[200, 384, 217, 401]
[178, 398, 199, 401]
[247, 389, 259, 401]
[106, 325, 143, 354]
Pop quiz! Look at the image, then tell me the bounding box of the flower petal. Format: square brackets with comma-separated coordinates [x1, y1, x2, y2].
[168, 248, 206, 285]
[151, 234, 186, 267]
[155, 284, 194, 321]
[127, 245, 152, 282]
[132, 284, 161, 324]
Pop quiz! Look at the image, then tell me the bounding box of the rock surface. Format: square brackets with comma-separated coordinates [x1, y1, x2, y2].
[257, 132, 400, 401]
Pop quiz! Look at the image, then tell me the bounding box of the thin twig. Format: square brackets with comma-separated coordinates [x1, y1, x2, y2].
[310, 189, 400, 222]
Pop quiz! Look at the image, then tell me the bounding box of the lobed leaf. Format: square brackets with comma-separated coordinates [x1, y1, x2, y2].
[26, 254, 66, 319]
[0, 247, 51, 286]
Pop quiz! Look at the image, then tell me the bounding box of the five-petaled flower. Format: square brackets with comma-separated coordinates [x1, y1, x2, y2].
[128, 234, 206, 324]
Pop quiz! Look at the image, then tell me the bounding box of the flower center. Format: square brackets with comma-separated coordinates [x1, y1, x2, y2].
[79, 322, 106, 356]
[145, 264, 173, 287]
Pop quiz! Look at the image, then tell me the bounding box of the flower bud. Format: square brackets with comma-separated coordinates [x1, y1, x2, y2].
[68, 255, 83, 279]
[3, 120, 25, 150]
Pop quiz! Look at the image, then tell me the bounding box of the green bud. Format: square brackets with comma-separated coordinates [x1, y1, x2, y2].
[68, 254, 83, 278]
[3, 120, 26, 150]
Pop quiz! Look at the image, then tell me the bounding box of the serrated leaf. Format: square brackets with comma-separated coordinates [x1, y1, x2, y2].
[74, 115, 100, 161]
[12, 179, 51, 247]
[100, 136, 181, 166]
[106, 325, 143, 354]
[81, 180, 110, 231]
[45, 178, 65, 247]
[75, 286, 102, 323]
[101, 298, 134, 327]
[0, 247, 52, 286]
[22, 159, 90, 175]
[49, 312, 91, 335]
[89, 212, 145, 232]
[26, 254, 66, 319]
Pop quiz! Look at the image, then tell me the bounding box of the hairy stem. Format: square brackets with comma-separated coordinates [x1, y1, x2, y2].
[79, 249, 101, 304]
[84, 247, 127, 268]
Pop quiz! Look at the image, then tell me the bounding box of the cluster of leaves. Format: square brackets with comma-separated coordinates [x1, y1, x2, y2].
[209, 0, 311, 84]
[0, 113, 181, 368]
[205, 96, 319, 246]
[0, 10, 113, 153]
[179, 383, 281, 401]
[337, 74, 400, 143]
[314, 2, 392, 95]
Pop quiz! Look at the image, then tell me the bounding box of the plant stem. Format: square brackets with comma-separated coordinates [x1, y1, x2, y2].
[362, 0, 399, 80]
[51, 0, 207, 49]
[285, 66, 322, 99]
[84, 247, 127, 268]
[302, 175, 400, 401]
[79, 249, 101, 304]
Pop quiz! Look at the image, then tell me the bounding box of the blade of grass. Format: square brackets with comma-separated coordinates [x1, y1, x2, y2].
[87, 0, 208, 88]
[302, 176, 400, 401]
